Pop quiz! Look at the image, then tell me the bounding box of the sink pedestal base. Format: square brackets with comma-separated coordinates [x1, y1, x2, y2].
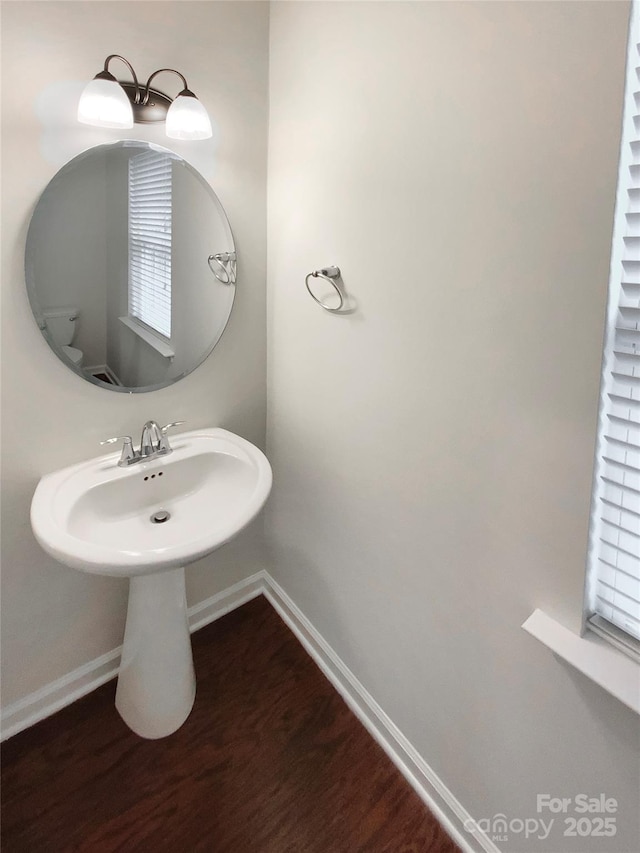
[115, 567, 195, 739]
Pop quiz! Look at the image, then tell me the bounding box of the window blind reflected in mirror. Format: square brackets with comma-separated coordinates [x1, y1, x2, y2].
[128, 150, 173, 339]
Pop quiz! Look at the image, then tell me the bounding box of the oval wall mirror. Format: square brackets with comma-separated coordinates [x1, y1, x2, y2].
[25, 140, 236, 392]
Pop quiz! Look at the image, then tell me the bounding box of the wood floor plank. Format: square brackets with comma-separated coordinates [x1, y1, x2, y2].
[1, 596, 460, 853]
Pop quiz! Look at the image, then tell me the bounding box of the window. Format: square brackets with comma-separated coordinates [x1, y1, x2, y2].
[128, 150, 173, 339]
[586, 4, 640, 657]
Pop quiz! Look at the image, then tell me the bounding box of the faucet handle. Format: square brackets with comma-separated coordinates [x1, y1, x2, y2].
[159, 421, 185, 452]
[100, 435, 132, 446]
[100, 435, 135, 465]
[160, 421, 185, 434]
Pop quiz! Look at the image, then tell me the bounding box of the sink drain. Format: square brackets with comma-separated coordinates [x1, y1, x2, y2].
[150, 510, 171, 524]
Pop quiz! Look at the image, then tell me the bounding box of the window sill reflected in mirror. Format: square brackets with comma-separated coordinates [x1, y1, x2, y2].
[119, 316, 175, 360]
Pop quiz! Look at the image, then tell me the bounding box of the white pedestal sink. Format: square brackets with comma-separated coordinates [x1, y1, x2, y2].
[30, 428, 272, 739]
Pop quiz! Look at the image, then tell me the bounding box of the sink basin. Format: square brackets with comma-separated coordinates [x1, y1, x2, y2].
[31, 427, 272, 576]
[30, 427, 272, 739]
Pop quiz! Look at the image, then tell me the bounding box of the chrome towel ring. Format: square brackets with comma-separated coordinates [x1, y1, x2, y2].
[305, 266, 343, 312]
[208, 252, 236, 285]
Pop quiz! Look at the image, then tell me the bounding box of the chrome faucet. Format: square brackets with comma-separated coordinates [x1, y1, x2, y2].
[140, 420, 163, 457]
[101, 420, 185, 467]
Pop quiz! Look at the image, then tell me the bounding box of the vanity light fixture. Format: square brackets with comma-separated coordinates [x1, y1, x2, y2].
[78, 55, 213, 140]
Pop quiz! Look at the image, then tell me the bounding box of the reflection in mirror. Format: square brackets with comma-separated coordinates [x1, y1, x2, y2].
[25, 140, 236, 392]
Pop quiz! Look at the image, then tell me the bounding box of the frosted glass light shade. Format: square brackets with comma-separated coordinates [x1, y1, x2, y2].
[78, 78, 134, 129]
[166, 92, 212, 140]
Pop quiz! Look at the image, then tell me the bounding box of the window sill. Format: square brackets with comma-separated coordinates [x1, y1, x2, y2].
[119, 316, 175, 359]
[522, 609, 640, 715]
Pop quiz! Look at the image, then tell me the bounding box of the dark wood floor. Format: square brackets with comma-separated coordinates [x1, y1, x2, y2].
[1, 596, 459, 853]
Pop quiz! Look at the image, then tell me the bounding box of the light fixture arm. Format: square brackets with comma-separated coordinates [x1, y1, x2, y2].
[142, 68, 189, 105]
[102, 54, 142, 103]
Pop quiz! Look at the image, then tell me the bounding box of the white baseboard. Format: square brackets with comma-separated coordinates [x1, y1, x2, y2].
[262, 575, 498, 853]
[187, 572, 265, 633]
[0, 572, 265, 743]
[0, 647, 122, 743]
[1, 569, 496, 853]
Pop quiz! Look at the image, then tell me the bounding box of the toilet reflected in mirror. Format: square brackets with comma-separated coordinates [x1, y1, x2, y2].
[40, 308, 83, 368]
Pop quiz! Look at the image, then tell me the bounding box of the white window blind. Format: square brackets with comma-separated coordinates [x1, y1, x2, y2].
[587, 7, 640, 647]
[128, 150, 172, 339]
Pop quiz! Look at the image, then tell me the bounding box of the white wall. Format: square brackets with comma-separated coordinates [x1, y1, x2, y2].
[1, 1, 269, 707]
[267, 2, 639, 851]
